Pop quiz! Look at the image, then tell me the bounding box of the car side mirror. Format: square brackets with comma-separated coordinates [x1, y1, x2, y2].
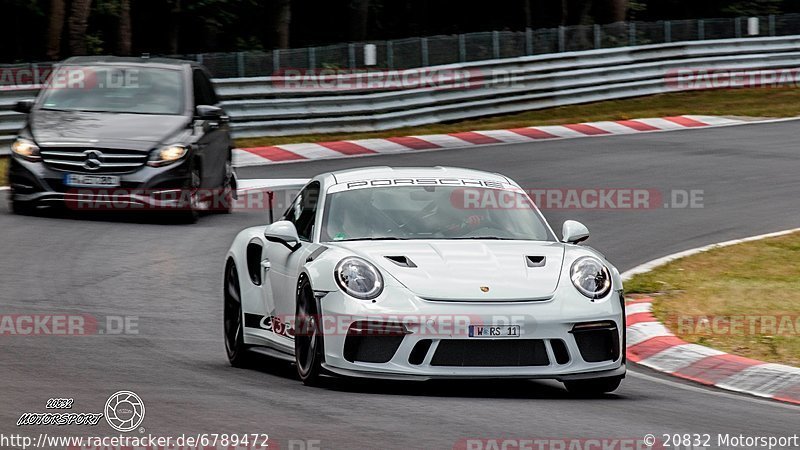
[195, 105, 228, 122]
[264, 220, 301, 251]
[13, 99, 34, 114]
[562, 220, 590, 244]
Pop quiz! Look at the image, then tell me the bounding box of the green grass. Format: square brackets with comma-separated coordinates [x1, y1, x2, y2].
[234, 88, 800, 148]
[626, 232, 800, 366]
[0, 157, 7, 187]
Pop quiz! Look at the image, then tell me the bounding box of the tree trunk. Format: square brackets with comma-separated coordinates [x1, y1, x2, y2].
[274, 0, 292, 49]
[523, 0, 532, 29]
[167, 0, 181, 54]
[607, 0, 628, 22]
[349, 0, 370, 41]
[67, 0, 93, 55]
[564, 0, 592, 25]
[117, 0, 132, 55]
[46, 0, 66, 60]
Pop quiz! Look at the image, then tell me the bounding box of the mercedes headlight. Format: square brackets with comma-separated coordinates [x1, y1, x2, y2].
[335, 257, 384, 300]
[11, 138, 41, 161]
[147, 145, 188, 167]
[570, 256, 612, 300]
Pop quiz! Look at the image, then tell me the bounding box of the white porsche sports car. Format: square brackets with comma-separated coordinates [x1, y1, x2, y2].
[224, 167, 626, 393]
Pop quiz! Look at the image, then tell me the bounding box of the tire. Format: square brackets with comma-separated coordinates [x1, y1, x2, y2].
[169, 167, 201, 223]
[563, 376, 622, 395]
[295, 276, 324, 386]
[218, 156, 234, 215]
[224, 261, 254, 367]
[10, 198, 35, 216]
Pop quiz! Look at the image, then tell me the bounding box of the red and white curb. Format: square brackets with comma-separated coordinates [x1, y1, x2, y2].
[232, 115, 747, 167]
[623, 228, 800, 405]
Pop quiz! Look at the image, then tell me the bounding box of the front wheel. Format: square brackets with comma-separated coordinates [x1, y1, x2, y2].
[295, 276, 324, 386]
[10, 198, 35, 216]
[224, 261, 253, 367]
[563, 376, 622, 395]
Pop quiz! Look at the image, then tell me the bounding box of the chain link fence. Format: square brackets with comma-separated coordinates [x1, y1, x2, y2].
[182, 13, 800, 78]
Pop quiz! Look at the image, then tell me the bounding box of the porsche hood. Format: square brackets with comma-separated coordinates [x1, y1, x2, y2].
[333, 241, 566, 301]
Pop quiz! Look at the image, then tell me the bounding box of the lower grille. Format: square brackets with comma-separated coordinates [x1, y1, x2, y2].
[41, 147, 148, 174]
[431, 340, 549, 367]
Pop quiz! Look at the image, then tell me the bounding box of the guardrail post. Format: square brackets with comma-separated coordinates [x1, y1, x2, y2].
[629, 22, 636, 46]
[525, 28, 533, 55]
[558, 26, 565, 52]
[308, 47, 316, 69]
[459, 34, 467, 62]
[665, 20, 672, 43]
[769, 15, 776, 36]
[735, 17, 742, 38]
[348, 44, 356, 69]
[273, 49, 280, 74]
[196, 54, 204, 64]
[698, 19, 705, 40]
[594, 24, 601, 49]
[421, 37, 429, 66]
[387, 41, 394, 69]
[237, 52, 245, 77]
[492, 31, 500, 59]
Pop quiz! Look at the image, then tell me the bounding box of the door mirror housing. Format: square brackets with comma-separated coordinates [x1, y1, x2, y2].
[562, 220, 590, 244]
[195, 105, 228, 122]
[264, 220, 301, 251]
[13, 99, 34, 114]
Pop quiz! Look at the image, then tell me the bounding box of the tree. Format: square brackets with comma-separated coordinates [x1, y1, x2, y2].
[68, 0, 94, 55]
[349, 0, 370, 41]
[46, 0, 66, 60]
[117, 0, 132, 55]
[273, 0, 292, 49]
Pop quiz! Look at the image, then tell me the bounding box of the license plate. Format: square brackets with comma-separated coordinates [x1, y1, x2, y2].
[64, 174, 121, 188]
[469, 325, 521, 338]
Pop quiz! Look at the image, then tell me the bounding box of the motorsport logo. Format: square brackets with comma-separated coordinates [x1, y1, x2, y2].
[16, 391, 145, 432]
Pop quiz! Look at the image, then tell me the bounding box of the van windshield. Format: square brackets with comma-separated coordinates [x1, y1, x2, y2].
[39, 66, 184, 115]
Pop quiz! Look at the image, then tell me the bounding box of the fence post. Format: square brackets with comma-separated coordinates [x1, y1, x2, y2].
[272, 49, 280, 74]
[594, 24, 601, 49]
[492, 31, 500, 59]
[421, 37, 429, 66]
[558, 26, 565, 52]
[769, 14, 776, 36]
[458, 34, 467, 62]
[698, 19, 705, 40]
[236, 52, 245, 77]
[525, 28, 533, 55]
[734, 17, 741, 38]
[196, 54, 204, 65]
[665, 20, 672, 43]
[348, 43, 356, 69]
[387, 41, 394, 69]
[308, 47, 316, 69]
[629, 22, 636, 46]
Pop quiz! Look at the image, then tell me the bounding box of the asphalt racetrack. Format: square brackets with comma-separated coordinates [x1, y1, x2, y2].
[1, 120, 798, 448]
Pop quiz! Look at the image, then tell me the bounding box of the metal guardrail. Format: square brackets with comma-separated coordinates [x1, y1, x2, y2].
[1, 35, 800, 155]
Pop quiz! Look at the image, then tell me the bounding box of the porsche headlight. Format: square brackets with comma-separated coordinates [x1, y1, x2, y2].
[570, 256, 612, 300]
[335, 257, 384, 300]
[11, 138, 41, 161]
[147, 145, 188, 167]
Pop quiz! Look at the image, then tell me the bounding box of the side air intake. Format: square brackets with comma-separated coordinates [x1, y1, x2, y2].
[385, 256, 417, 268]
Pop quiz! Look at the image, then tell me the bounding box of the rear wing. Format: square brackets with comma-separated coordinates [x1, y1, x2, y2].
[235, 178, 311, 223]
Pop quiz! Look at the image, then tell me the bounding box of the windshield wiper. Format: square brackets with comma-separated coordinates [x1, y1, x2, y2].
[335, 237, 409, 242]
[449, 236, 516, 240]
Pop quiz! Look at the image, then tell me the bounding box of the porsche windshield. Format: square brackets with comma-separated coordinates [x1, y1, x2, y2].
[321, 186, 554, 242]
[39, 66, 184, 115]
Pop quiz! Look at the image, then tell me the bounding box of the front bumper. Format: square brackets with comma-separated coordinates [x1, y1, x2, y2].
[317, 284, 626, 381]
[8, 156, 192, 209]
